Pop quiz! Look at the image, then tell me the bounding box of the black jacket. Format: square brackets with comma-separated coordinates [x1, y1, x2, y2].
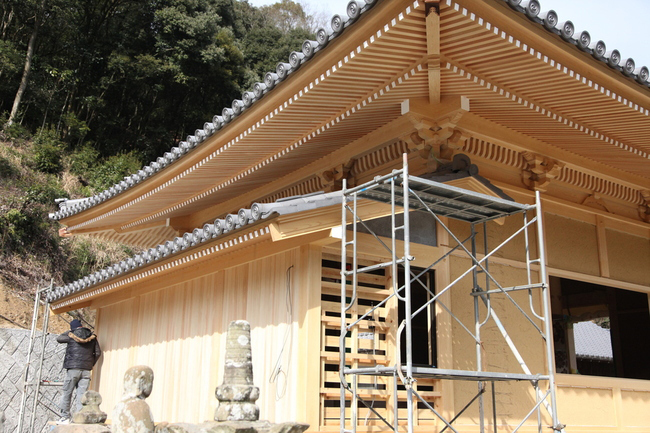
[57, 327, 101, 370]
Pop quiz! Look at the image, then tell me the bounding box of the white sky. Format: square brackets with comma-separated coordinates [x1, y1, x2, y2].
[248, 0, 650, 68]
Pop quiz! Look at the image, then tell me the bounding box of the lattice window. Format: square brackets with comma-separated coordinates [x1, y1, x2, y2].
[319, 252, 441, 431]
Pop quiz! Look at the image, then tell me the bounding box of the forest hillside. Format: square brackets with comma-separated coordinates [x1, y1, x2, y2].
[0, 0, 320, 328]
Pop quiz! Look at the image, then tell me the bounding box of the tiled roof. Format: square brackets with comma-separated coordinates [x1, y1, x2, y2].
[48, 0, 650, 222]
[502, 0, 649, 85]
[573, 320, 613, 362]
[45, 191, 344, 303]
[46, 154, 514, 304]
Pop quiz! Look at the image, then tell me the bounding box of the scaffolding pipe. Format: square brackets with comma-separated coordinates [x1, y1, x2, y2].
[29, 289, 51, 433]
[338, 157, 563, 433]
[472, 223, 486, 433]
[535, 191, 563, 432]
[402, 154, 414, 433]
[340, 178, 349, 433]
[17, 289, 42, 433]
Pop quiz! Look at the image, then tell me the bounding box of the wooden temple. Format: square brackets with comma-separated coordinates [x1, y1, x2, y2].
[49, 0, 650, 431]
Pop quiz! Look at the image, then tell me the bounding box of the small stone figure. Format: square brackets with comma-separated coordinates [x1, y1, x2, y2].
[72, 390, 107, 424]
[113, 365, 155, 433]
[215, 320, 260, 422]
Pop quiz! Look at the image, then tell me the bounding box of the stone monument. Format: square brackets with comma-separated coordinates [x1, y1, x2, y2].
[113, 365, 155, 433]
[155, 320, 309, 433]
[214, 320, 260, 422]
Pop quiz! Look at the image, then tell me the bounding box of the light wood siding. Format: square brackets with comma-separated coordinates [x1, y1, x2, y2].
[94, 245, 321, 427]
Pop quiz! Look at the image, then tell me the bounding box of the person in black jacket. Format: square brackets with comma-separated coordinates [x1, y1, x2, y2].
[56, 319, 101, 422]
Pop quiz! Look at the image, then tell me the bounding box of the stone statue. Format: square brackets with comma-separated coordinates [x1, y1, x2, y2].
[113, 365, 155, 433]
[72, 391, 107, 424]
[50, 392, 111, 433]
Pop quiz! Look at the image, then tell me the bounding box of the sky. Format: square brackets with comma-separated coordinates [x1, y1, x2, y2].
[248, 0, 650, 69]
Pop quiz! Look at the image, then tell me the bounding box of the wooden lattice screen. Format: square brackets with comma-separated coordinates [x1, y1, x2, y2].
[319, 249, 441, 431]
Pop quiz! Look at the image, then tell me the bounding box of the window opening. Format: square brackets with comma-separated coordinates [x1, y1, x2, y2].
[398, 266, 436, 366]
[551, 276, 650, 380]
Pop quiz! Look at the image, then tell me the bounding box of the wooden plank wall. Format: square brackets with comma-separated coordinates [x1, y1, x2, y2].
[93, 245, 321, 427]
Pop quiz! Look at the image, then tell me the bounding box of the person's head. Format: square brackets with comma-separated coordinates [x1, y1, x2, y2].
[70, 319, 82, 330]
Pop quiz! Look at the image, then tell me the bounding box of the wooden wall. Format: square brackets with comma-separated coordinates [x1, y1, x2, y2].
[89, 206, 649, 432]
[93, 244, 322, 426]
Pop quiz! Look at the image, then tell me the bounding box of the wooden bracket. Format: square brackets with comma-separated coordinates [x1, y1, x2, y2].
[400, 97, 471, 170]
[402, 117, 468, 168]
[439, 128, 468, 160]
[582, 193, 611, 213]
[639, 190, 650, 223]
[521, 152, 564, 192]
[320, 159, 355, 192]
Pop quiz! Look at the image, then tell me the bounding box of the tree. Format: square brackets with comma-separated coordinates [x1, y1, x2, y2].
[6, 0, 46, 127]
[260, 0, 320, 33]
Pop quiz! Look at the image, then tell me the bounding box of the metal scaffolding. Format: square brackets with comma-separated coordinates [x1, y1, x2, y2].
[16, 283, 62, 433]
[338, 154, 564, 433]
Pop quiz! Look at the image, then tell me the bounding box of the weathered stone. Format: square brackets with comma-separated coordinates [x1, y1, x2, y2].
[215, 321, 260, 422]
[113, 365, 155, 433]
[155, 321, 308, 433]
[0, 409, 5, 433]
[51, 423, 111, 433]
[72, 390, 107, 424]
[155, 421, 309, 433]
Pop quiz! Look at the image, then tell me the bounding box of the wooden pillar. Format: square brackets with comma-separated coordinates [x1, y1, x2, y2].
[596, 216, 610, 278]
[296, 244, 323, 429]
[435, 216, 454, 424]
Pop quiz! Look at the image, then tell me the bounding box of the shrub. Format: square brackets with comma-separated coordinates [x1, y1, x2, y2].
[68, 144, 100, 177]
[62, 112, 90, 142]
[0, 155, 16, 178]
[0, 207, 52, 254]
[25, 175, 68, 205]
[1, 208, 30, 243]
[88, 151, 142, 192]
[32, 130, 65, 174]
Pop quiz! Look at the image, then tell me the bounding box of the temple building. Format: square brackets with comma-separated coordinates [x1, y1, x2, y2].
[48, 0, 649, 431]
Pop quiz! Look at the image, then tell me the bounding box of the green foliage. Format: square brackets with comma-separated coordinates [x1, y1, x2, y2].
[0, 155, 17, 178]
[62, 112, 90, 142]
[2, 117, 31, 142]
[88, 151, 142, 192]
[1, 0, 319, 159]
[68, 144, 100, 177]
[0, 40, 23, 80]
[63, 237, 138, 283]
[63, 238, 97, 282]
[25, 175, 67, 204]
[0, 0, 320, 294]
[261, 0, 316, 33]
[31, 130, 65, 174]
[1, 208, 30, 243]
[0, 205, 54, 255]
